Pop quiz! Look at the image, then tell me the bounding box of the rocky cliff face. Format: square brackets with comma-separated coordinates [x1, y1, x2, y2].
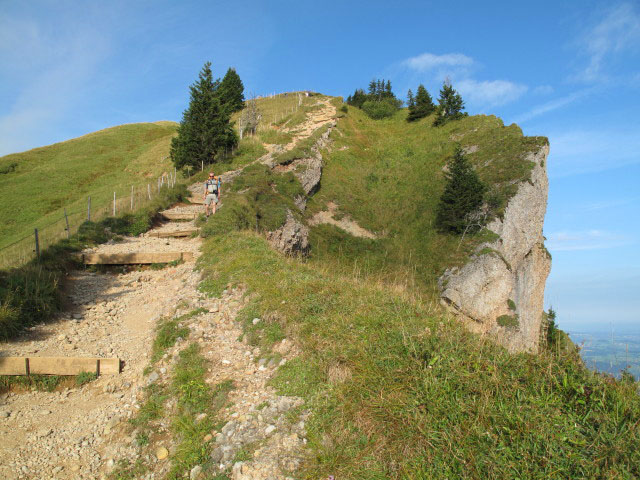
[439, 145, 551, 353]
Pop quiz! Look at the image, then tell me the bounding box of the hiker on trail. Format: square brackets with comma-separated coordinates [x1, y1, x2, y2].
[204, 172, 221, 217]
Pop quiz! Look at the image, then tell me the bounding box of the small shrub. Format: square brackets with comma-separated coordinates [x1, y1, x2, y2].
[497, 314, 519, 328]
[76, 371, 97, 386]
[361, 99, 398, 120]
[340, 104, 348, 113]
[0, 162, 18, 175]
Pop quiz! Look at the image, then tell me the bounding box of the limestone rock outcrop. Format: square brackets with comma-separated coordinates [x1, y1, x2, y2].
[440, 145, 551, 353]
[266, 210, 309, 257]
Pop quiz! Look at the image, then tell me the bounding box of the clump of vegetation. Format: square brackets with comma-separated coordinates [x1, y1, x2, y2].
[201, 159, 304, 239]
[407, 84, 436, 122]
[150, 317, 190, 363]
[76, 371, 98, 386]
[168, 344, 234, 479]
[0, 161, 18, 175]
[347, 79, 402, 119]
[435, 146, 486, 234]
[497, 314, 519, 328]
[433, 79, 467, 126]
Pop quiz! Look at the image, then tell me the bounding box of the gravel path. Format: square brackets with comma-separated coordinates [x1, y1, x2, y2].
[0, 104, 338, 478]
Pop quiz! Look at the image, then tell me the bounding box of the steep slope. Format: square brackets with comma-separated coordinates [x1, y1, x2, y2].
[307, 105, 549, 352]
[0, 122, 177, 250]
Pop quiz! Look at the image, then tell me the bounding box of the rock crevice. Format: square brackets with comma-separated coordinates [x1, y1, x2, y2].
[439, 145, 551, 353]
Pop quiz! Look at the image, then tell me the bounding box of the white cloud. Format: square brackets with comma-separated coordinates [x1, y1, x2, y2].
[511, 89, 592, 124]
[402, 52, 473, 72]
[574, 2, 640, 83]
[456, 79, 528, 107]
[397, 51, 526, 107]
[547, 229, 634, 251]
[532, 85, 554, 95]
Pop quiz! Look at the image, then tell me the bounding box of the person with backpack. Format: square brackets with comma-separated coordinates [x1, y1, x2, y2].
[203, 172, 221, 217]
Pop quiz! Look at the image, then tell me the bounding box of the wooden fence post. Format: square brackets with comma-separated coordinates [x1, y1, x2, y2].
[34, 228, 40, 259]
[130, 185, 134, 211]
[87, 196, 91, 221]
[64, 208, 70, 239]
[113, 192, 116, 216]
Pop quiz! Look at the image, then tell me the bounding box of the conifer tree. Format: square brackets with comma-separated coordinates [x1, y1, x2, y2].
[170, 62, 237, 172]
[218, 67, 245, 113]
[435, 146, 486, 233]
[433, 79, 466, 126]
[407, 89, 415, 108]
[407, 84, 435, 122]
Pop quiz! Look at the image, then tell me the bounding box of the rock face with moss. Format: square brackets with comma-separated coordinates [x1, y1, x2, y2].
[266, 210, 309, 256]
[439, 144, 551, 353]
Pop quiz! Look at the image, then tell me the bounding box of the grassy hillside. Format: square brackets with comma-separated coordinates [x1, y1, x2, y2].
[199, 232, 640, 479]
[306, 106, 547, 294]
[195, 97, 638, 477]
[0, 122, 177, 251]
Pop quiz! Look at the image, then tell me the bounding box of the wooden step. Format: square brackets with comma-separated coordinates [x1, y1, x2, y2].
[0, 356, 120, 376]
[75, 252, 194, 265]
[148, 229, 198, 238]
[160, 212, 199, 220]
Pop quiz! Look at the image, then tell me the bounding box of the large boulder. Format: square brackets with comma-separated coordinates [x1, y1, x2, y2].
[266, 210, 309, 257]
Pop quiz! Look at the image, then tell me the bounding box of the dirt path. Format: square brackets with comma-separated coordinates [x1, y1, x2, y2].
[0, 100, 337, 480]
[309, 201, 378, 239]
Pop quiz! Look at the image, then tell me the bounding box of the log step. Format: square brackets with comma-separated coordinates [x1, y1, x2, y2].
[148, 229, 198, 238]
[0, 356, 120, 376]
[161, 212, 198, 220]
[75, 252, 194, 265]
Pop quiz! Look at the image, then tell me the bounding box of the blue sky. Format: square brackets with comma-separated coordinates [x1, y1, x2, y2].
[1, 0, 638, 333]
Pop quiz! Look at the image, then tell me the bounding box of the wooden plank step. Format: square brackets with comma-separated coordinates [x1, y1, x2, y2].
[0, 356, 120, 376]
[161, 212, 198, 220]
[76, 252, 194, 265]
[148, 229, 198, 238]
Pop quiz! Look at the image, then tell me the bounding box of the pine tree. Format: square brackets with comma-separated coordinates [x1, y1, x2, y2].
[407, 89, 415, 108]
[435, 146, 486, 233]
[170, 62, 237, 172]
[433, 79, 466, 126]
[407, 84, 435, 122]
[218, 67, 245, 113]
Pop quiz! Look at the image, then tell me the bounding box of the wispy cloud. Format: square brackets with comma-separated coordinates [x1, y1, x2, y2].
[547, 230, 634, 251]
[398, 51, 527, 107]
[457, 79, 528, 107]
[402, 52, 473, 72]
[511, 88, 592, 124]
[573, 2, 640, 83]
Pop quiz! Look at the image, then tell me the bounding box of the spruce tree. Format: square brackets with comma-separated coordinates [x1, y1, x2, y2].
[170, 62, 237, 172]
[407, 84, 435, 122]
[433, 79, 466, 126]
[407, 89, 415, 107]
[218, 67, 245, 113]
[435, 146, 486, 233]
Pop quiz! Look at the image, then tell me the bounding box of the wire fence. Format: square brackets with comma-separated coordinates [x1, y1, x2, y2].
[0, 170, 181, 270]
[0, 91, 310, 270]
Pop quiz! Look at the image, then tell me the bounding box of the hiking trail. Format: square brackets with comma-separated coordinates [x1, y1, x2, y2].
[0, 99, 337, 480]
